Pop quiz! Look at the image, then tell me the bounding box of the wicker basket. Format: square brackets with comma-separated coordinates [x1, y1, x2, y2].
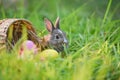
[0, 19, 40, 51]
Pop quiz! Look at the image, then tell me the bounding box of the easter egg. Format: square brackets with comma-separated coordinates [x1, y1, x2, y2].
[37, 49, 59, 61]
[18, 40, 37, 60]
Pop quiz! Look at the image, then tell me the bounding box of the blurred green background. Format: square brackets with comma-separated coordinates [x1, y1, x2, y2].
[0, 0, 120, 20]
[0, 0, 119, 34]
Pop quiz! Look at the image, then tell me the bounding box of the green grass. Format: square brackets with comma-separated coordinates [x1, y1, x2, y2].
[0, 0, 120, 80]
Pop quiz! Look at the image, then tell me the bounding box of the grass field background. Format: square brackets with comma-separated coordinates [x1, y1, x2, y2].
[0, 0, 120, 80]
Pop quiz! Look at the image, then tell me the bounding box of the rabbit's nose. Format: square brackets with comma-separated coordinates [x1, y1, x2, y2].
[63, 39, 68, 44]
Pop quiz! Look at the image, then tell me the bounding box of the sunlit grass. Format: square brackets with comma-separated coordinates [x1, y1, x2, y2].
[0, 0, 120, 80]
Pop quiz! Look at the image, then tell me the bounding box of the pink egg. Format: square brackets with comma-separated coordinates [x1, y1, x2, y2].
[25, 40, 35, 50]
[19, 40, 38, 56]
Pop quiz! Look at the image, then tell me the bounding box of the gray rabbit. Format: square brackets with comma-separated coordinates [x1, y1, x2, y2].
[41, 17, 68, 52]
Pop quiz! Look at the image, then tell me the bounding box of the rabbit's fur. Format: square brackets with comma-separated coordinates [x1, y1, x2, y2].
[39, 17, 68, 52]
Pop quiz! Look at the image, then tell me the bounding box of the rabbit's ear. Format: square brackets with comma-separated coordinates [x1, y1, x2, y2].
[44, 18, 54, 32]
[55, 17, 60, 29]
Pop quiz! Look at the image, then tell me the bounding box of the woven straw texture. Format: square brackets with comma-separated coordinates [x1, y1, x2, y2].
[0, 19, 39, 51]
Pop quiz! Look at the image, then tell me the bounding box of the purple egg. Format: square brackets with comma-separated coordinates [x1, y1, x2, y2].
[25, 40, 35, 50]
[20, 40, 38, 55]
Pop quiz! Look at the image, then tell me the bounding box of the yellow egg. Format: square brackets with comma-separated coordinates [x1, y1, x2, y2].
[35, 49, 59, 61]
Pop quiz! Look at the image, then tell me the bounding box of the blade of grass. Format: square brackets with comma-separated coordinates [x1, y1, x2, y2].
[102, 0, 112, 25]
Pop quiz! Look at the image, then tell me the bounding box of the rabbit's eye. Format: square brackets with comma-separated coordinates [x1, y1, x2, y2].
[55, 35, 59, 39]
